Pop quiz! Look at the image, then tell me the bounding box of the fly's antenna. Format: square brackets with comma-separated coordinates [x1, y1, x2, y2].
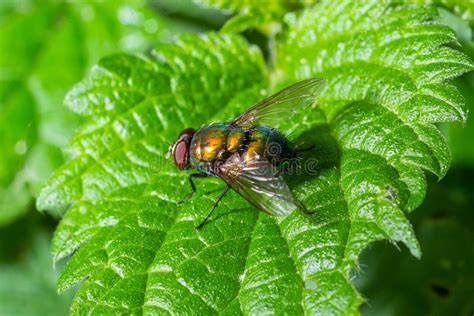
[165, 144, 173, 159]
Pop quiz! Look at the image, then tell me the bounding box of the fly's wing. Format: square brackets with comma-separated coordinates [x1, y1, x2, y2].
[230, 78, 326, 128]
[218, 153, 297, 216]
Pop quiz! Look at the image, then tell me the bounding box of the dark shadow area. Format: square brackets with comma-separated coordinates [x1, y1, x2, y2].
[285, 123, 340, 188]
[429, 282, 451, 299]
[0, 208, 58, 264]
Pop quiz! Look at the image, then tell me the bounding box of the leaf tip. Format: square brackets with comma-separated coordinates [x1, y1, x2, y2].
[408, 240, 422, 259]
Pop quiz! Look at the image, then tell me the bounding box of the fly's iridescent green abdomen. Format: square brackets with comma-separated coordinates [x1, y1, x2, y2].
[189, 123, 296, 175]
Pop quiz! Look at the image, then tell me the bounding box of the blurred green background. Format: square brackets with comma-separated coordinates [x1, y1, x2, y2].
[0, 1, 473, 315]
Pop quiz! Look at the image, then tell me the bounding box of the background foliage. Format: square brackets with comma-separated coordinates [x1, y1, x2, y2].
[0, 0, 473, 315]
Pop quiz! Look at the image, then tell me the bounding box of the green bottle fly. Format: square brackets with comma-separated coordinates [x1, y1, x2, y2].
[167, 78, 327, 229]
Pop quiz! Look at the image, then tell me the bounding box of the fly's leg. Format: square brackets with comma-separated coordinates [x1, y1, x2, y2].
[178, 173, 209, 204]
[295, 199, 315, 215]
[196, 184, 231, 230]
[295, 145, 315, 153]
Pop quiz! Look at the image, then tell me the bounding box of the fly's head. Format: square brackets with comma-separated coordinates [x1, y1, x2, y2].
[167, 128, 195, 170]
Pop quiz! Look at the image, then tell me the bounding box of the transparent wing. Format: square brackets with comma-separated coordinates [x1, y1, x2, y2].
[230, 78, 326, 128]
[218, 153, 297, 216]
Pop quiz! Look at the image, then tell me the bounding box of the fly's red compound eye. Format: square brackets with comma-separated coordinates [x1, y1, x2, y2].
[174, 140, 189, 170]
[171, 128, 195, 170]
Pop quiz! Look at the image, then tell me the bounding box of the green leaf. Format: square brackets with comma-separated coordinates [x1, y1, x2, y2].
[0, 1, 169, 225]
[419, 0, 474, 26]
[0, 82, 37, 224]
[38, 1, 472, 314]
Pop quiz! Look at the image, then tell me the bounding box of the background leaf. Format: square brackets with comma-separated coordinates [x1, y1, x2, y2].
[193, 0, 310, 33]
[419, 0, 474, 26]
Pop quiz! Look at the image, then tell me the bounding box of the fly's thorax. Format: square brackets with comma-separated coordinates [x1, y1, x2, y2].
[189, 123, 232, 169]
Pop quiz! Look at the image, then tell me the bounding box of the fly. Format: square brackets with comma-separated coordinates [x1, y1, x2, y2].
[167, 78, 327, 229]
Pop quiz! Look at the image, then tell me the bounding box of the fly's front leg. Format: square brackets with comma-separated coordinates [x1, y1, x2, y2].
[178, 173, 209, 204]
[196, 184, 231, 230]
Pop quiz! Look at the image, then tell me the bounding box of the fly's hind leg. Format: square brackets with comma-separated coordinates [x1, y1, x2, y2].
[178, 173, 209, 204]
[295, 145, 316, 153]
[196, 184, 231, 230]
[295, 199, 315, 215]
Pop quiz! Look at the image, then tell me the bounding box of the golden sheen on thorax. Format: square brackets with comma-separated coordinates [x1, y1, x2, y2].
[166, 78, 327, 229]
